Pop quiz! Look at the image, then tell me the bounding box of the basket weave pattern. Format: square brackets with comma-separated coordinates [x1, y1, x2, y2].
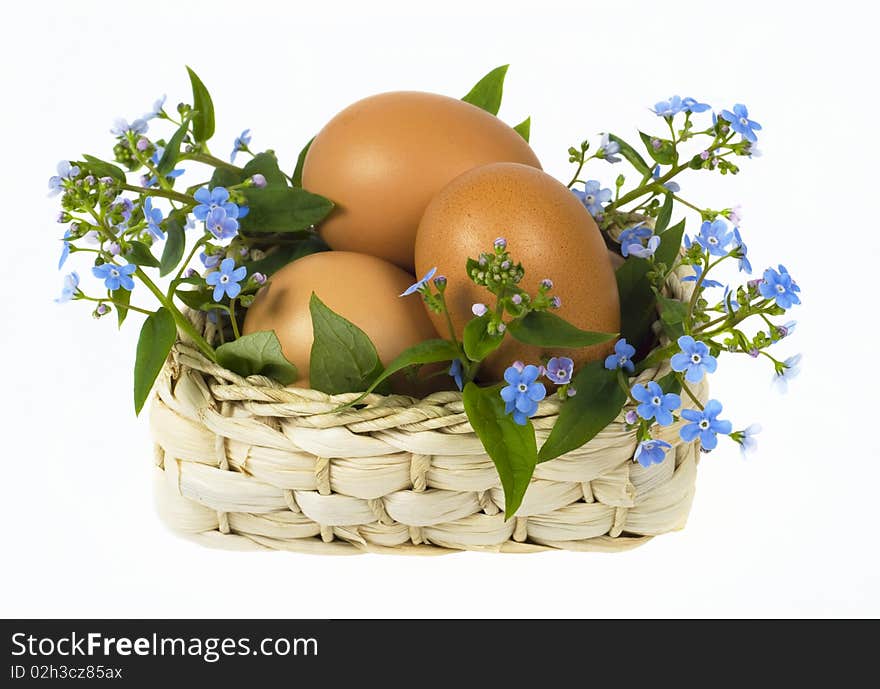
[151, 270, 706, 554]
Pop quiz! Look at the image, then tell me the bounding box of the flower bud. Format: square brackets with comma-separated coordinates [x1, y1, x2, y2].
[566, 387, 577, 398]
[511, 293, 522, 305]
[250, 249, 266, 261]
[184, 268, 198, 279]
[251, 173, 267, 188]
[540, 278, 553, 290]
[625, 410, 638, 425]
[239, 295, 255, 308]
[550, 296, 562, 309]
[496, 322, 507, 333]
[108, 241, 121, 256]
[472, 303, 488, 317]
[251, 272, 267, 285]
[433, 275, 447, 291]
[493, 237, 507, 251]
[136, 137, 150, 152]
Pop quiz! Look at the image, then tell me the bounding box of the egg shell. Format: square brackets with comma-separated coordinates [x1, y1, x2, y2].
[414, 162, 621, 382]
[302, 91, 542, 271]
[242, 251, 441, 394]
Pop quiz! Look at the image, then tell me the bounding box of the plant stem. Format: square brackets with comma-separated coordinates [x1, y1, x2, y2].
[120, 183, 193, 205]
[229, 298, 241, 339]
[678, 375, 704, 410]
[169, 235, 209, 297]
[77, 294, 152, 315]
[185, 152, 241, 172]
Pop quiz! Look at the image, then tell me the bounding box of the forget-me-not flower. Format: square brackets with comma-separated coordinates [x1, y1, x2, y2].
[206, 207, 240, 241]
[618, 224, 652, 258]
[597, 133, 621, 163]
[671, 335, 717, 383]
[92, 262, 136, 291]
[731, 228, 752, 273]
[143, 197, 165, 240]
[545, 357, 574, 385]
[449, 359, 464, 391]
[634, 439, 673, 468]
[720, 104, 762, 143]
[48, 161, 81, 197]
[500, 364, 546, 426]
[110, 118, 148, 137]
[627, 235, 660, 259]
[631, 381, 681, 426]
[737, 423, 762, 458]
[696, 219, 734, 256]
[772, 354, 802, 393]
[400, 267, 437, 296]
[605, 338, 636, 373]
[56, 272, 80, 303]
[193, 186, 241, 221]
[573, 180, 612, 217]
[681, 264, 723, 289]
[145, 95, 166, 120]
[680, 399, 732, 451]
[230, 129, 252, 163]
[206, 258, 247, 302]
[759, 265, 801, 309]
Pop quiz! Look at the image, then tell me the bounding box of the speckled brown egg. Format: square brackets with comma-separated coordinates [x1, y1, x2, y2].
[414, 162, 620, 382]
[242, 251, 440, 392]
[302, 91, 542, 271]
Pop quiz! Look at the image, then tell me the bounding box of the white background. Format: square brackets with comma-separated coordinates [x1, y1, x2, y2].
[1, 0, 877, 618]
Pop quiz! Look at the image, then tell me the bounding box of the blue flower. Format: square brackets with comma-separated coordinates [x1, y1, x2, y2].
[671, 335, 717, 383]
[651, 165, 680, 192]
[737, 423, 762, 458]
[92, 262, 136, 291]
[58, 229, 73, 269]
[681, 264, 723, 289]
[604, 338, 636, 373]
[772, 353, 802, 393]
[631, 381, 681, 427]
[48, 161, 80, 197]
[720, 104, 762, 143]
[449, 359, 464, 391]
[205, 258, 247, 302]
[193, 186, 240, 222]
[652, 96, 686, 117]
[206, 207, 240, 241]
[230, 129, 252, 163]
[200, 250, 222, 269]
[573, 180, 612, 217]
[55, 272, 80, 303]
[597, 133, 621, 163]
[110, 117, 148, 137]
[680, 399, 732, 451]
[759, 265, 801, 309]
[771, 320, 797, 342]
[731, 228, 752, 273]
[722, 285, 740, 313]
[145, 95, 166, 120]
[500, 364, 546, 426]
[143, 147, 185, 187]
[627, 235, 660, 259]
[545, 357, 574, 385]
[618, 224, 652, 258]
[400, 267, 437, 296]
[142, 197, 165, 240]
[696, 219, 734, 256]
[682, 97, 711, 113]
[634, 439, 672, 468]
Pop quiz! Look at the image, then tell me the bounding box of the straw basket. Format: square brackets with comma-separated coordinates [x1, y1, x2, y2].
[150, 264, 707, 554]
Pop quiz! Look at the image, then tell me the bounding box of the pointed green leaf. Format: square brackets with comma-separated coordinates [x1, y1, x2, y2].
[124, 241, 160, 268]
[513, 116, 531, 142]
[309, 293, 384, 394]
[174, 288, 212, 311]
[159, 213, 186, 276]
[186, 66, 215, 142]
[462, 64, 508, 116]
[607, 134, 651, 177]
[339, 338, 460, 409]
[537, 362, 627, 462]
[209, 166, 243, 189]
[156, 113, 193, 175]
[655, 192, 674, 233]
[508, 311, 616, 348]
[463, 382, 537, 518]
[215, 330, 298, 384]
[242, 151, 288, 187]
[639, 131, 676, 165]
[81, 155, 126, 183]
[134, 307, 177, 415]
[239, 187, 334, 233]
[113, 287, 130, 328]
[463, 315, 504, 362]
[292, 136, 314, 187]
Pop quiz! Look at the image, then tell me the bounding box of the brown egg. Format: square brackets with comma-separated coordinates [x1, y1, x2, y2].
[414, 162, 621, 382]
[302, 91, 542, 271]
[608, 249, 625, 271]
[242, 251, 440, 393]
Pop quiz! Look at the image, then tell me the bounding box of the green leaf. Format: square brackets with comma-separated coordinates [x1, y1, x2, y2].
[133, 307, 177, 415]
[658, 371, 682, 395]
[156, 114, 192, 175]
[655, 192, 673, 233]
[292, 137, 314, 187]
[537, 361, 627, 462]
[462, 64, 508, 116]
[463, 382, 538, 518]
[112, 287, 130, 328]
[124, 241, 160, 268]
[607, 134, 651, 176]
[239, 187, 334, 233]
[463, 315, 504, 362]
[508, 311, 617, 349]
[186, 66, 215, 142]
[340, 339, 460, 408]
[513, 116, 531, 142]
[657, 293, 688, 339]
[242, 151, 289, 187]
[81, 155, 126, 183]
[616, 219, 685, 348]
[639, 131, 676, 166]
[159, 213, 186, 276]
[309, 293, 384, 394]
[174, 288, 211, 311]
[209, 166, 243, 189]
[245, 236, 328, 278]
[215, 330, 298, 384]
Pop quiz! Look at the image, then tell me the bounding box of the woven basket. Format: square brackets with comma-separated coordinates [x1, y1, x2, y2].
[150, 265, 707, 554]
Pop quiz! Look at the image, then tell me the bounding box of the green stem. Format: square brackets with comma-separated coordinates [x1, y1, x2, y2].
[185, 152, 241, 172]
[120, 183, 193, 205]
[77, 294, 152, 315]
[169, 235, 209, 297]
[670, 193, 704, 214]
[566, 154, 594, 188]
[678, 375, 704, 410]
[229, 298, 241, 339]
